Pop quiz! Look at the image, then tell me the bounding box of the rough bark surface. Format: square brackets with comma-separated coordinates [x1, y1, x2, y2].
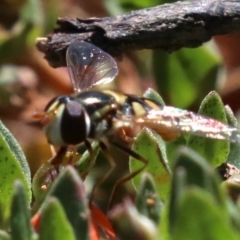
[36, 0, 240, 67]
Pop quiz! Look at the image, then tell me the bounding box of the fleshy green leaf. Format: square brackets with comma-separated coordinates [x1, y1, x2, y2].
[135, 173, 162, 225]
[10, 181, 33, 240]
[130, 128, 171, 201]
[172, 147, 226, 207]
[168, 147, 227, 231]
[39, 197, 75, 240]
[0, 121, 31, 226]
[171, 188, 238, 240]
[45, 166, 90, 240]
[187, 91, 230, 166]
[168, 147, 237, 240]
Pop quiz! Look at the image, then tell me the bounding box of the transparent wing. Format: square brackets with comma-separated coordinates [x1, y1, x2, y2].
[132, 106, 240, 143]
[66, 40, 118, 92]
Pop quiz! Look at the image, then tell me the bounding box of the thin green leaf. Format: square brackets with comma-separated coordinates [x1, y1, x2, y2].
[188, 91, 230, 166]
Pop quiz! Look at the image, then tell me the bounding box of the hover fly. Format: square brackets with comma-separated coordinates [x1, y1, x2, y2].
[40, 40, 240, 203]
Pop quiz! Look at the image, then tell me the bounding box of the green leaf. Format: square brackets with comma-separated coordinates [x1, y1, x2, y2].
[168, 163, 187, 233]
[168, 147, 227, 231]
[173, 147, 226, 206]
[45, 166, 90, 240]
[168, 149, 238, 240]
[143, 88, 165, 106]
[153, 47, 219, 108]
[143, 88, 187, 165]
[130, 128, 171, 201]
[171, 188, 238, 240]
[39, 197, 75, 240]
[135, 173, 162, 225]
[0, 121, 31, 226]
[187, 91, 230, 166]
[10, 181, 33, 240]
[158, 205, 170, 240]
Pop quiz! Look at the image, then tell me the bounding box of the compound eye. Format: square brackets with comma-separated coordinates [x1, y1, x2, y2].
[61, 100, 90, 145]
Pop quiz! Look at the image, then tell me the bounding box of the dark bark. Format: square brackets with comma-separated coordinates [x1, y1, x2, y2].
[36, 0, 240, 67]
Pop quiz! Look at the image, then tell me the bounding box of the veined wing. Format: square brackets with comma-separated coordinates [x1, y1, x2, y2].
[66, 40, 118, 92]
[133, 106, 240, 142]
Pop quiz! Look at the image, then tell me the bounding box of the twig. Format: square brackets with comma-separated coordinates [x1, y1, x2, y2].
[36, 0, 240, 67]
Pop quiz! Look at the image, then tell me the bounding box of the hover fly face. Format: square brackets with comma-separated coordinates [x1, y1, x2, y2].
[42, 40, 119, 147]
[43, 96, 90, 146]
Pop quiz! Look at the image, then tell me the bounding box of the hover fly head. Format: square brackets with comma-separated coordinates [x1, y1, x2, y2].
[42, 96, 90, 146]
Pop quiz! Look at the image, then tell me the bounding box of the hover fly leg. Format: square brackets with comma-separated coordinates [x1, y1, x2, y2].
[50, 145, 57, 157]
[118, 128, 135, 143]
[89, 141, 116, 204]
[108, 140, 148, 210]
[80, 140, 96, 179]
[50, 146, 68, 166]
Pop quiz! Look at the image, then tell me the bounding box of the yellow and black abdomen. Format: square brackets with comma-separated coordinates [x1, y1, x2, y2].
[102, 89, 163, 117]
